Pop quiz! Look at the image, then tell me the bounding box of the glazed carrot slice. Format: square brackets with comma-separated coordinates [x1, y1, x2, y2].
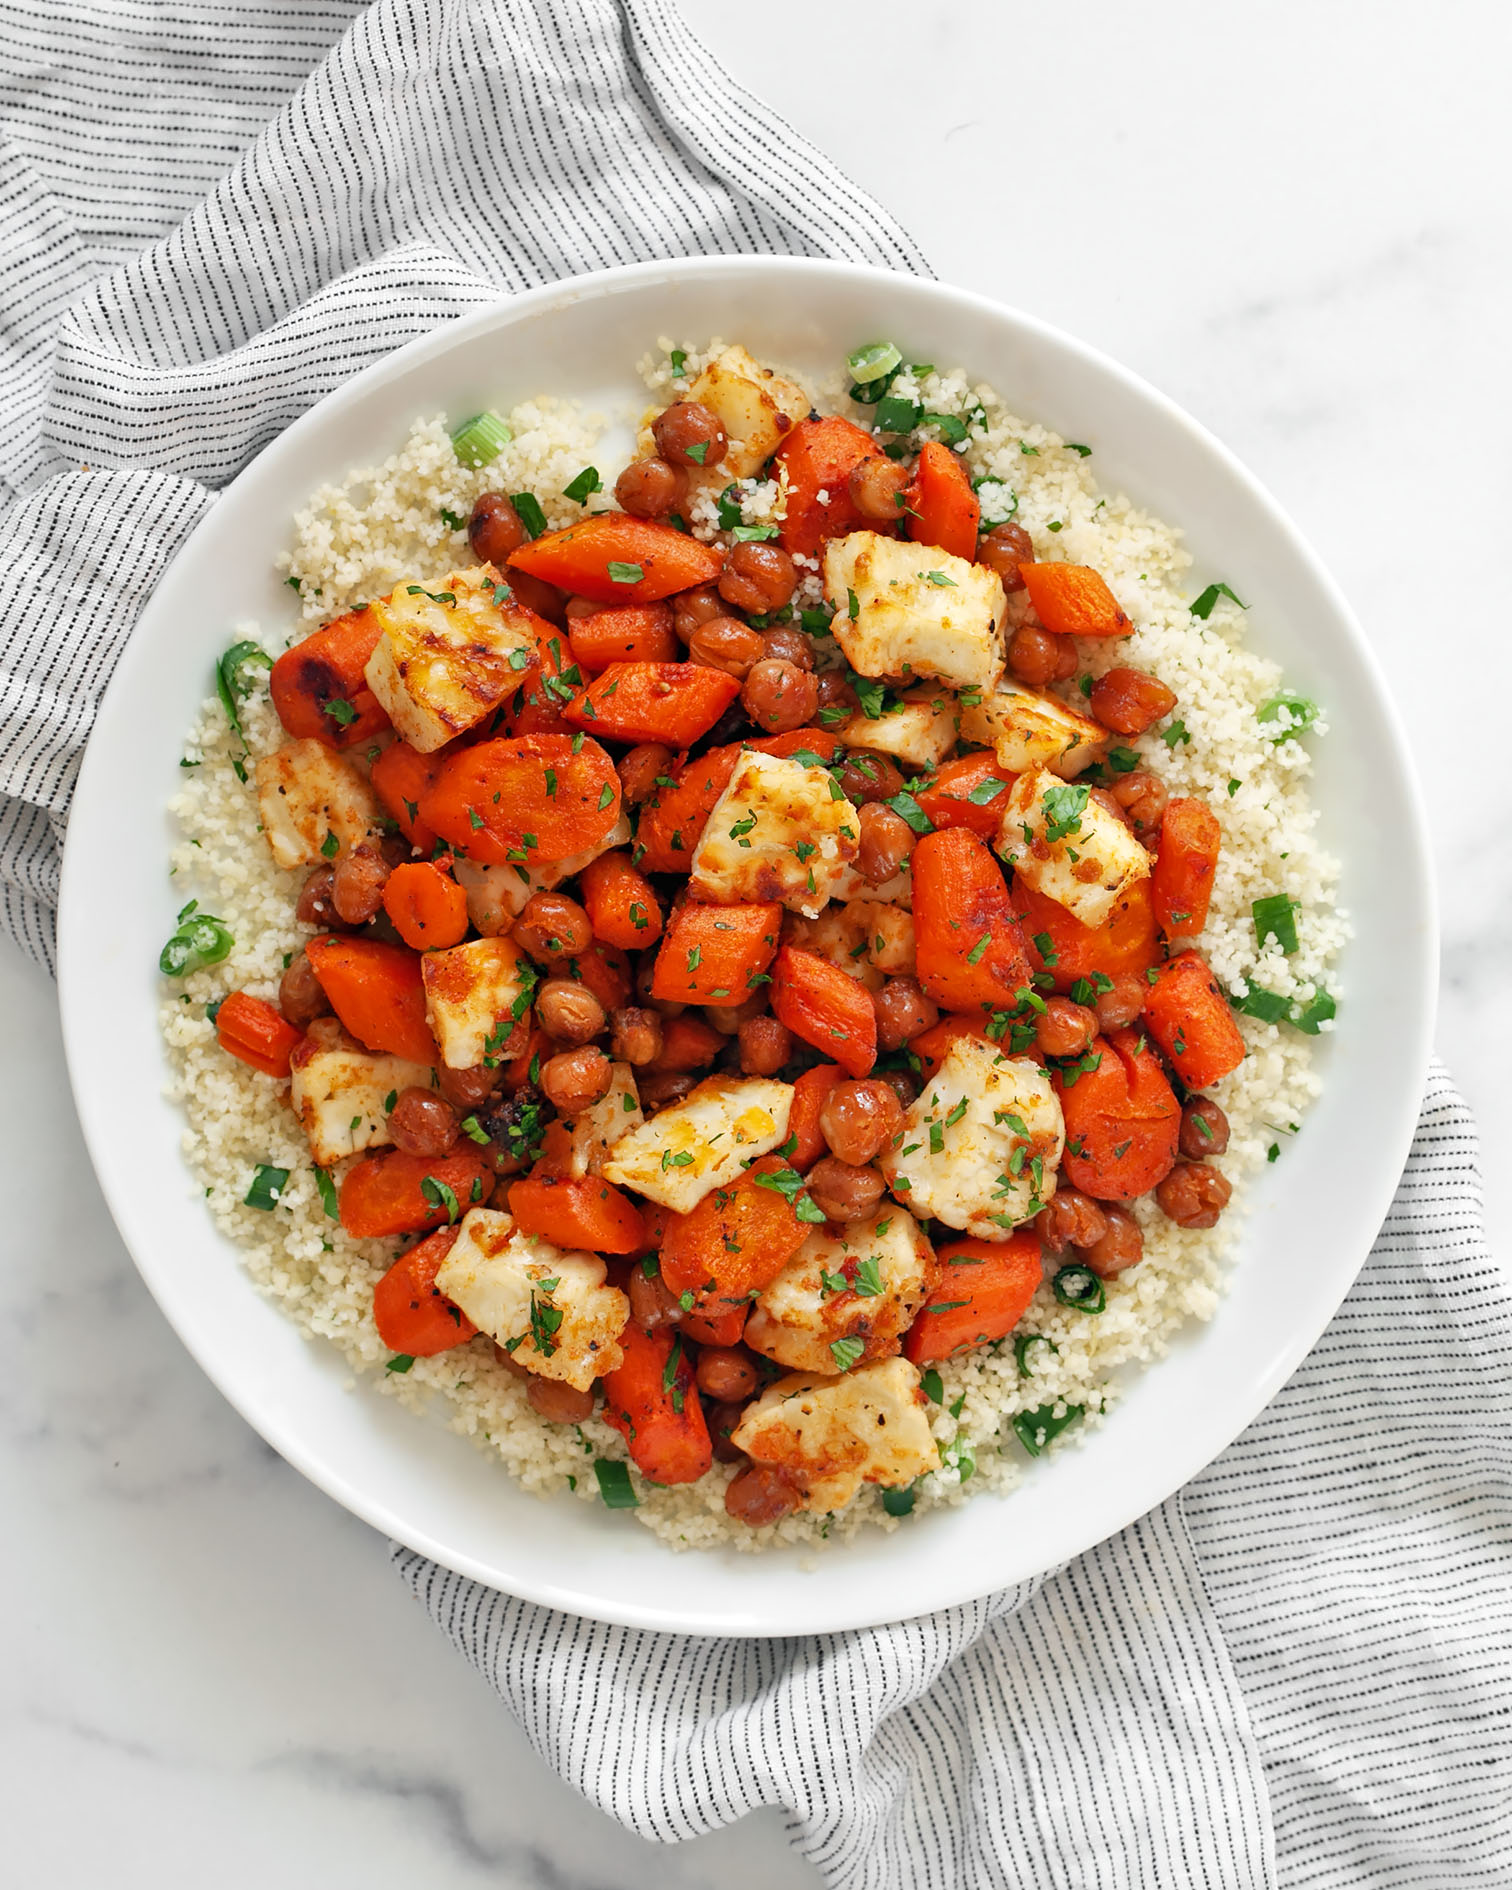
[903, 1233, 1041, 1364]
[904, 440, 980, 561]
[382, 861, 470, 951]
[601, 1322, 713, 1485]
[215, 991, 302, 1078]
[1142, 952, 1246, 1090]
[502, 619, 581, 736]
[1151, 797, 1221, 941]
[563, 661, 740, 748]
[907, 1013, 994, 1081]
[579, 848, 664, 950]
[634, 743, 741, 873]
[655, 1011, 726, 1072]
[339, 1147, 493, 1239]
[915, 752, 1016, 839]
[269, 608, 390, 749]
[509, 1173, 646, 1255]
[742, 728, 847, 763]
[305, 935, 437, 1064]
[419, 732, 621, 866]
[508, 513, 722, 604]
[678, 1301, 749, 1347]
[911, 828, 1034, 1013]
[770, 945, 877, 1077]
[1013, 877, 1160, 994]
[370, 740, 442, 852]
[566, 940, 633, 1014]
[660, 1157, 811, 1307]
[1054, 1028, 1180, 1202]
[651, 901, 783, 1007]
[567, 603, 679, 669]
[771, 415, 885, 556]
[1017, 563, 1132, 638]
[372, 1227, 477, 1356]
[786, 1062, 842, 1171]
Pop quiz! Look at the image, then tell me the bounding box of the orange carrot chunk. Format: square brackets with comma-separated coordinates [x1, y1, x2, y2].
[509, 1173, 646, 1255]
[502, 616, 581, 736]
[305, 934, 437, 1064]
[771, 415, 888, 557]
[904, 1233, 1042, 1364]
[1054, 1028, 1180, 1202]
[382, 862, 470, 951]
[655, 1011, 726, 1072]
[507, 513, 722, 604]
[370, 740, 442, 852]
[786, 1062, 842, 1172]
[915, 752, 1016, 839]
[907, 1013, 994, 1081]
[601, 1321, 713, 1485]
[660, 1156, 812, 1309]
[651, 901, 783, 1007]
[372, 1227, 477, 1356]
[579, 848, 665, 950]
[911, 828, 1034, 1013]
[1017, 563, 1132, 638]
[634, 744, 741, 873]
[1013, 877, 1160, 994]
[1151, 797, 1222, 941]
[770, 945, 877, 1077]
[215, 991, 303, 1078]
[904, 440, 980, 561]
[567, 603, 679, 669]
[678, 1302, 749, 1347]
[419, 732, 621, 866]
[1142, 952, 1246, 1090]
[339, 1148, 493, 1239]
[269, 608, 390, 749]
[563, 661, 741, 748]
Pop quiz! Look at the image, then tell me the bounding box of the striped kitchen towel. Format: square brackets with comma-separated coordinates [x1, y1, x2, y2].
[2, 6, 1508, 1886]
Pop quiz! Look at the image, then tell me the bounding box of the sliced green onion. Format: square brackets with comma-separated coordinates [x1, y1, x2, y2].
[594, 1459, 639, 1508]
[450, 410, 512, 468]
[1190, 581, 1247, 620]
[159, 911, 232, 977]
[881, 1483, 916, 1516]
[1013, 1400, 1085, 1457]
[1252, 893, 1300, 955]
[1053, 1265, 1105, 1314]
[847, 340, 903, 384]
[875, 394, 922, 435]
[920, 411, 968, 445]
[1014, 1333, 1058, 1379]
[1292, 988, 1337, 1034]
[216, 640, 272, 743]
[1233, 980, 1292, 1025]
[245, 1164, 289, 1211]
[1257, 689, 1321, 741]
[313, 1167, 339, 1219]
[510, 492, 548, 539]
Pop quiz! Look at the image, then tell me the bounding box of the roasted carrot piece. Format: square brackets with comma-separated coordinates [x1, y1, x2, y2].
[566, 940, 632, 1014]
[1142, 952, 1246, 1090]
[372, 1227, 477, 1356]
[214, 991, 303, 1078]
[305, 934, 437, 1064]
[382, 861, 470, 951]
[904, 440, 980, 561]
[660, 1157, 811, 1307]
[1054, 1028, 1180, 1202]
[678, 1301, 749, 1347]
[656, 1011, 726, 1072]
[563, 661, 741, 748]
[771, 415, 888, 556]
[507, 513, 723, 604]
[1017, 563, 1132, 638]
[370, 740, 442, 851]
[786, 1062, 842, 1171]
[498, 1021, 550, 1091]
[911, 828, 1034, 1013]
[635, 743, 740, 873]
[567, 603, 679, 670]
[509, 1172, 646, 1255]
[419, 732, 621, 866]
[915, 753, 1016, 838]
[651, 900, 783, 1007]
[1013, 877, 1160, 993]
[269, 608, 390, 749]
[502, 618, 581, 736]
[579, 848, 664, 949]
[742, 728, 847, 763]
[339, 1147, 493, 1239]
[908, 1014, 994, 1081]
[1151, 797, 1221, 941]
[903, 1233, 1041, 1364]
[601, 1321, 713, 1485]
[770, 945, 877, 1077]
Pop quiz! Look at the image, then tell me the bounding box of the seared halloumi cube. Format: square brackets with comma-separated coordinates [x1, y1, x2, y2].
[849, 899, 915, 976]
[882, 1036, 1064, 1236]
[957, 678, 1106, 779]
[835, 684, 958, 770]
[363, 567, 535, 753]
[689, 750, 859, 918]
[602, 1074, 793, 1213]
[288, 1022, 433, 1167]
[421, 937, 534, 1070]
[453, 815, 631, 935]
[823, 531, 1005, 693]
[829, 856, 913, 908]
[255, 738, 382, 869]
[744, 1207, 936, 1375]
[434, 1210, 628, 1390]
[783, 904, 885, 992]
[997, 766, 1151, 928]
[555, 1060, 644, 1178]
[684, 345, 810, 481]
[732, 1356, 940, 1512]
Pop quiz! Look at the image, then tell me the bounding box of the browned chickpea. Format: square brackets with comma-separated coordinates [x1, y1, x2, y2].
[857, 802, 916, 886]
[539, 1046, 612, 1115]
[742, 658, 818, 734]
[614, 455, 685, 519]
[687, 615, 766, 678]
[814, 669, 859, 720]
[295, 865, 343, 929]
[435, 1062, 500, 1112]
[977, 521, 1034, 590]
[760, 626, 815, 670]
[1035, 1188, 1108, 1255]
[1090, 666, 1178, 736]
[512, 890, 593, 962]
[719, 540, 797, 615]
[1007, 622, 1078, 688]
[671, 583, 724, 644]
[610, 1006, 664, 1067]
[836, 748, 904, 805]
[848, 454, 910, 521]
[806, 1157, 886, 1223]
[1156, 1162, 1232, 1229]
[1088, 971, 1145, 1032]
[1084, 1204, 1144, 1277]
[724, 1462, 802, 1527]
[535, 978, 606, 1046]
[1110, 767, 1168, 840]
[278, 951, 330, 1029]
[652, 400, 727, 470]
[469, 491, 527, 564]
[819, 1078, 904, 1167]
[1035, 996, 1098, 1059]
[696, 1346, 761, 1403]
[493, 1340, 529, 1378]
[1179, 1097, 1231, 1160]
[629, 1261, 682, 1332]
[878, 1066, 921, 1109]
[387, 1086, 461, 1159]
[874, 976, 937, 1052]
[525, 1376, 596, 1423]
[636, 1068, 698, 1111]
[618, 741, 675, 806]
[330, 843, 391, 925]
[706, 1398, 749, 1463]
[738, 1015, 792, 1077]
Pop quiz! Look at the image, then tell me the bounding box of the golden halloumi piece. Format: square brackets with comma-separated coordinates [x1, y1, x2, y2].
[363, 567, 535, 753]
[823, 531, 1005, 693]
[744, 1207, 936, 1376]
[254, 738, 382, 869]
[732, 1357, 941, 1513]
[997, 766, 1151, 928]
[688, 750, 859, 917]
[452, 814, 631, 936]
[288, 1022, 433, 1167]
[834, 684, 958, 770]
[420, 936, 534, 1071]
[685, 344, 810, 481]
[602, 1074, 793, 1213]
[783, 904, 885, 993]
[957, 678, 1107, 780]
[554, 1060, 645, 1179]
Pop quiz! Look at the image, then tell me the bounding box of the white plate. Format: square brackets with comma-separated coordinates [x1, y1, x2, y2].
[58, 257, 1436, 1635]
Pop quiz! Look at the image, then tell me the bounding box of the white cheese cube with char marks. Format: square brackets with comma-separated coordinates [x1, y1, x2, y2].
[601, 1074, 793, 1213]
[688, 749, 859, 918]
[783, 905, 884, 992]
[957, 678, 1106, 780]
[848, 899, 915, 976]
[434, 1209, 628, 1391]
[744, 1206, 937, 1375]
[420, 936, 534, 1071]
[683, 345, 810, 481]
[834, 684, 958, 771]
[452, 814, 631, 935]
[254, 738, 382, 869]
[288, 1020, 433, 1168]
[364, 567, 535, 753]
[731, 1356, 940, 1513]
[554, 1060, 644, 1178]
[881, 1036, 1064, 1237]
[828, 856, 912, 908]
[996, 766, 1151, 929]
[823, 531, 1006, 693]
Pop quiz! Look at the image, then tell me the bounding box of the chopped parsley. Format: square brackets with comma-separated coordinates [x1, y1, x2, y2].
[1189, 581, 1247, 620]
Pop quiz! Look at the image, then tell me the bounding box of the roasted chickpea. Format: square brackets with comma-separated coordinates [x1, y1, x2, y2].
[526, 1376, 596, 1423]
[540, 1046, 612, 1115]
[760, 626, 815, 670]
[724, 1462, 802, 1527]
[295, 865, 343, 929]
[329, 843, 390, 926]
[976, 521, 1034, 590]
[535, 978, 606, 1046]
[1035, 996, 1098, 1059]
[670, 583, 724, 644]
[806, 1157, 886, 1223]
[652, 400, 727, 470]
[877, 1066, 921, 1110]
[436, 1062, 501, 1112]
[1035, 1188, 1108, 1255]
[635, 1068, 698, 1111]
[1084, 1204, 1144, 1277]
[836, 748, 904, 805]
[873, 976, 937, 1052]
[848, 454, 910, 521]
[696, 1346, 761, 1403]
[614, 455, 684, 519]
[1179, 1097, 1231, 1160]
[629, 1262, 681, 1333]
[814, 669, 859, 720]
[741, 658, 818, 734]
[719, 540, 797, 615]
[278, 951, 330, 1029]
[618, 741, 675, 806]
[1007, 622, 1078, 688]
[819, 1078, 904, 1167]
[469, 491, 527, 564]
[857, 802, 916, 886]
[512, 890, 593, 962]
[687, 615, 766, 678]
[610, 1006, 664, 1066]
[738, 1015, 792, 1077]
[1156, 1162, 1232, 1229]
[1089, 666, 1178, 736]
[1110, 767, 1168, 840]
[387, 1086, 461, 1158]
[1094, 971, 1148, 1032]
[706, 1398, 749, 1463]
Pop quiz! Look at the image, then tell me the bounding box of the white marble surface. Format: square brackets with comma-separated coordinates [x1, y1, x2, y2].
[4, 2, 1508, 1883]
